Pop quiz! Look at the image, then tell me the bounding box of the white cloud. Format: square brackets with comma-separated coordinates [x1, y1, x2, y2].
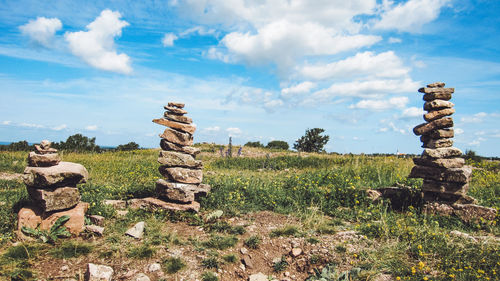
[379, 121, 407, 134]
[162, 33, 178, 47]
[350, 96, 409, 111]
[455, 128, 464, 135]
[19, 17, 62, 48]
[65, 9, 132, 74]
[400, 107, 424, 118]
[300, 51, 409, 81]
[203, 126, 221, 134]
[52, 124, 67, 131]
[373, 0, 451, 32]
[460, 112, 488, 123]
[281, 81, 316, 99]
[226, 127, 242, 136]
[85, 125, 98, 131]
[1, 120, 12, 125]
[221, 20, 381, 70]
[19, 122, 44, 128]
[388, 37, 402, 43]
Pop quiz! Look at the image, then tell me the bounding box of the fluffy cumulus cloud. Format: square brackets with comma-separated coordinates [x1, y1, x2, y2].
[400, 107, 424, 119]
[373, 0, 451, 32]
[171, 0, 447, 112]
[19, 17, 62, 48]
[162, 33, 178, 47]
[350, 96, 409, 111]
[226, 127, 242, 136]
[85, 125, 98, 131]
[65, 9, 132, 74]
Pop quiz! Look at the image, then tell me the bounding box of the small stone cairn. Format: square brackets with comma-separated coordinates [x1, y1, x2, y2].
[152, 102, 210, 212]
[18, 140, 89, 236]
[409, 82, 473, 203]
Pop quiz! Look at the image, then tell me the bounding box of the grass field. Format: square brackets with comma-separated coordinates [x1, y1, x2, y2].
[0, 146, 498, 280]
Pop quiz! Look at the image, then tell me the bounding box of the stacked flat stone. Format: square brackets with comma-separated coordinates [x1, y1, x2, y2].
[22, 140, 88, 212]
[152, 102, 210, 212]
[409, 82, 472, 203]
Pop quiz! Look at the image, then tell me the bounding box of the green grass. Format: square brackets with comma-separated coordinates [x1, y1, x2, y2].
[163, 257, 186, 274]
[201, 271, 219, 281]
[49, 241, 93, 258]
[0, 148, 499, 281]
[244, 235, 261, 249]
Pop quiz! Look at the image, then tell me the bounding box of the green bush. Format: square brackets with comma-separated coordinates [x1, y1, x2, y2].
[266, 140, 289, 150]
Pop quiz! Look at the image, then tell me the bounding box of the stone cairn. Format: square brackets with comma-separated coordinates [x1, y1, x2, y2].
[409, 82, 473, 203]
[18, 140, 89, 236]
[152, 102, 210, 212]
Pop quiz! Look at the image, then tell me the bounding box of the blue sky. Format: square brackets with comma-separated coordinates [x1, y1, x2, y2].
[0, 0, 499, 156]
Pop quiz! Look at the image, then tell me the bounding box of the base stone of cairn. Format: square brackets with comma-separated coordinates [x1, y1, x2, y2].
[409, 82, 497, 222]
[151, 102, 210, 212]
[17, 140, 89, 238]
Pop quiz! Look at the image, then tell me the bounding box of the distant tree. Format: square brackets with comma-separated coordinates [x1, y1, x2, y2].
[53, 134, 100, 152]
[244, 141, 264, 148]
[266, 140, 289, 150]
[2, 140, 31, 151]
[116, 142, 140, 151]
[464, 149, 481, 162]
[293, 128, 329, 153]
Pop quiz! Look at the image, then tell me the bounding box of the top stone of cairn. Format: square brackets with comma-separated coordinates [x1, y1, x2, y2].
[427, 82, 445, 88]
[168, 102, 185, 108]
[164, 105, 187, 115]
[34, 140, 57, 154]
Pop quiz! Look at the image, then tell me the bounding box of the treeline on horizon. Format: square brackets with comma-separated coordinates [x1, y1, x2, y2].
[1, 133, 497, 161]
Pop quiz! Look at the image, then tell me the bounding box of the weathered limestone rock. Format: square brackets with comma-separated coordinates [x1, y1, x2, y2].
[27, 186, 80, 212]
[422, 147, 462, 159]
[422, 138, 453, 149]
[132, 273, 151, 281]
[168, 102, 185, 108]
[23, 162, 88, 188]
[156, 184, 194, 203]
[413, 117, 453, 135]
[158, 166, 203, 184]
[164, 112, 193, 124]
[85, 224, 105, 236]
[153, 118, 196, 134]
[413, 157, 464, 169]
[40, 140, 51, 149]
[85, 263, 113, 281]
[249, 273, 267, 281]
[127, 197, 200, 212]
[408, 165, 472, 183]
[157, 151, 202, 168]
[156, 179, 210, 197]
[422, 180, 468, 194]
[424, 108, 455, 122]
[418, 87, 454, 94]
[160, 139, 200, 156]
[424, 100, 454, 111]
[423, 92, 452, 101]
[89, 215, 105, 226]
[126, 221, 145, 239]
[452, 203, 497, 223]
[34, 144, 57, 154]
[420, 128, 454, 141]
[164, 105, 188, 115]
[18, 202, 90, 237]
[159, 127, 193, 146]
[27, 151, 61, 167]
[427, 82, 445, 88]
[423, 191, 475, 204]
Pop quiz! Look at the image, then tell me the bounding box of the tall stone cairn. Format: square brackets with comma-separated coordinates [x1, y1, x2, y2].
[409, 82, 473, 203]
[18, 140, 89, 236]
[152, 102, 210, 212]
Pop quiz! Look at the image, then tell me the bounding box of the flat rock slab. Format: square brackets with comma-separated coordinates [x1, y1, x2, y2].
[85, 224, 105, 236]
[158, 166, 202, 184]
[420, 128, 454, 142]
[422, 138, 453, 149]
[424, 100, 454, 111]
[413, 117, 453, 136]
[409, 165, 472, 183]
[127, 197, 200, 212]
[423, 202, 497, 223]
[156, 179, 211, 203]
[419, 87, 454, 94]
[27, 186, 80, 212]
[160, 139, 200, 156]
[85, 263, 113, 281]
[413, 157, 464, 169]
[126, 221, 145, 239]
[422, 180, 468, 194]
[424, 108, 455, 122]
[422, 147, 462, 159]
[427, 82, 445, 88]
[17, 202, 89, 238]
[423, 92, 452, 101]
[23, 161, 88, 188]
[153, 118, 196, 134]
[34, 144, 58, 155]
[168, 102, 185, 108]
[423, 191, 475, 204]
[159, 128, 193, 146]
[156, 179, 210, 196]
[164, 105, 188, 115]
[158, 151, 202, 168]
[27, 152, 61, 167]
[164, 112, 192, 124]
